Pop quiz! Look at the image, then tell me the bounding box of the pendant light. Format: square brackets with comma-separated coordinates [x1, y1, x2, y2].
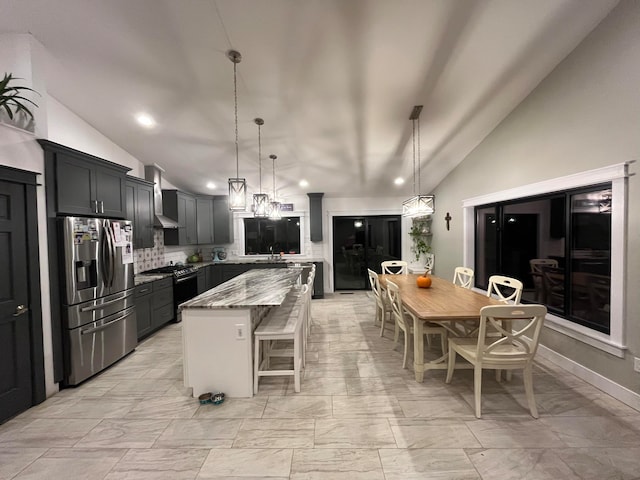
[252, 118, 269, 217]
[268, 154, 282, 220]
[402, 105, 435, 217]
[227, 49, 246, 211]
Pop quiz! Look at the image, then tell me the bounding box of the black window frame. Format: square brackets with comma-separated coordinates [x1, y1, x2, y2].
[474, 182, 612, 334]
[243, 216, 301, 255]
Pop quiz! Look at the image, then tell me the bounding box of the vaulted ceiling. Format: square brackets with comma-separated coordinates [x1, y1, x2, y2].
[0, 0, 618, 199]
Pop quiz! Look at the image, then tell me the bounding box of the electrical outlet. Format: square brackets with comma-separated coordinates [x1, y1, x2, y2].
[634, 357, 640, 373]
[235, 324, 245, 340]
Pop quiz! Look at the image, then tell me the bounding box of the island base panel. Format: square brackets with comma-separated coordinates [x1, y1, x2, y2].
[182, 308, 254, 398]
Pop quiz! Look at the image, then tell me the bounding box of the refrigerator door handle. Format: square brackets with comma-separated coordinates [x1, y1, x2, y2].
[100, 220, 110, 287]
[80, 310, 132, 335]
[105, 220, 115, 287]
[79, 291, 134, 312]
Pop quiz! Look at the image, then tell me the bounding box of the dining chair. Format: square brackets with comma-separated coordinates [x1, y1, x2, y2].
[381, 260, 408, 275]
[386, 280, 447, 369]
[424, 253, 435, 274]
[486, 275, 523, 304]
[529, 259, 558, 302]
[453, 267, 474, 289]
[445, 304, 547, 418]
[367, 268, 391, 336]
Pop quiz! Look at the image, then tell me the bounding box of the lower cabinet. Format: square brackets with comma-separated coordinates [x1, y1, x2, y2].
[135, 277, 174, 340]
[197, 268, 206, 295]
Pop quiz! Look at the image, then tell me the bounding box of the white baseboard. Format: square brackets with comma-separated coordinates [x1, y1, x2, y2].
[537, 344, 640, 412]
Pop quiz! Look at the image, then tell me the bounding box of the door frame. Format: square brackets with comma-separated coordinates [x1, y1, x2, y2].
[328, 208, 404, 292]
[0, 165, 46, 409]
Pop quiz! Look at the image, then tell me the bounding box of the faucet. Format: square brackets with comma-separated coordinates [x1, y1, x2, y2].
[269, 245, 274, 260]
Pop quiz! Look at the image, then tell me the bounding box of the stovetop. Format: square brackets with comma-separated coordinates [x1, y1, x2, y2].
[143, 264, 197, 278]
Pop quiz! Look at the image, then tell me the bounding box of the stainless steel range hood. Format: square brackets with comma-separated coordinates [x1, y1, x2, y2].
[144, 164, 180, 229]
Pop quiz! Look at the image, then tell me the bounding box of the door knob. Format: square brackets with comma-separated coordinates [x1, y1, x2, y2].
[13, 304, 28, 316]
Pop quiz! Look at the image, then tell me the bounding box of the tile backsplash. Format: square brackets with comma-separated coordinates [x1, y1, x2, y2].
[133, 230, 165, 273]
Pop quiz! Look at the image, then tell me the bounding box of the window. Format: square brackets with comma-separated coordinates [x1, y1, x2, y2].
[462, 162, 630, 356]
[474, 185, 611, 334]
[243, 217, 301, 255]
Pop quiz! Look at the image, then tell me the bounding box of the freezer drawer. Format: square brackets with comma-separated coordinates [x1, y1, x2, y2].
[64, 305, 137, 385]
[64, 289, 135, 329]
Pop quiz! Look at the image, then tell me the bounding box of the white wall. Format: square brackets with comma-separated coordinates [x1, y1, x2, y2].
[431, 0, 640, 392]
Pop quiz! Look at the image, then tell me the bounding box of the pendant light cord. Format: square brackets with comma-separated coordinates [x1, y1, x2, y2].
[412, 118, 416, 195]
[272, 155, 277, 199]
[417, 116, 421, 195]
[234, 61, 239, 178]
[258, 122, 262, 192]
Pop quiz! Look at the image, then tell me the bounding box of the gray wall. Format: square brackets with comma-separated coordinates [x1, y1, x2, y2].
[431, 0, 640, 391]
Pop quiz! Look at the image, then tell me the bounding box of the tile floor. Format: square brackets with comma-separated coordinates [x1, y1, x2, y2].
[1, 292, 640, 479]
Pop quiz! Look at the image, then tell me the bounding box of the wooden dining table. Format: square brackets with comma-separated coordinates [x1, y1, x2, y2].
[378, 274, 503, 382]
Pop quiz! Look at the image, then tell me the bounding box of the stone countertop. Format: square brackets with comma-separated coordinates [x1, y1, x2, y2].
[185, 259, 323, 269]
[134, 273, 172, 286]
[180, 267, 303, 309]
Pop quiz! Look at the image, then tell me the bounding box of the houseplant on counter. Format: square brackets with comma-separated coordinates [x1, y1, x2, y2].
[0, 72, 39, 132]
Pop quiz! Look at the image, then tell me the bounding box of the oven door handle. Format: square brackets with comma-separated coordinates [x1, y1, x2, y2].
[81, 311, 132, 335]
[80, 291, 133, 312]
[175, 275, 197, 284]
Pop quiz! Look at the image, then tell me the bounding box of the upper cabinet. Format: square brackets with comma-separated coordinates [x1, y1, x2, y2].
[163, 190, 197, 245]
[212, 196, 234, 244]
[125, 177, 155, 248]
[196, 196, 214, 245]
[308, 193, 324, 242]
[39, 140, 129, 218]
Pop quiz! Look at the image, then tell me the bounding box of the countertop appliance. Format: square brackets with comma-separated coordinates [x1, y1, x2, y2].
[59, 216, 137, 385]
[213, 247, 227, 262]
[141, 264, 198, 321]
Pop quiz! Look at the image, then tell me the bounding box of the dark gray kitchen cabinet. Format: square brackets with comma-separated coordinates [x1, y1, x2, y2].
[163, 190, 197, 245]
[152, 278, 174, 329]
[39, 140, 129, 218]
[135, 283, 154, 339]
[312, 262, 324, 298]
[221, 264, 253, 282]
[206, 264, 223, 289]
[308, 193, 324, 242]
[196, 196, 214, 244]
[213, 196, 234, 244]
[125, 177, 155, 248]
[135, 277, 174, 340]
[197, 268, 206, 294]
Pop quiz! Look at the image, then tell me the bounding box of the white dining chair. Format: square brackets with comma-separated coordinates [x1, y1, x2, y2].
[453, 267, 474, 289]
[424, 253, 435, 274]
[486, 275, 523, 304]
[445, 304, 547, 418]
[367, 268, 391, 336]
[386, 280, 447, 369]
[381, 260, 408, 275]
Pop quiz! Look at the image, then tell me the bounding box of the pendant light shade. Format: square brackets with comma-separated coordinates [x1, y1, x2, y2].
[402, 105, 435, 218]
[252, 118, 269, 217]
[268, 154, 282, 220]
[227, 49, 246, 211]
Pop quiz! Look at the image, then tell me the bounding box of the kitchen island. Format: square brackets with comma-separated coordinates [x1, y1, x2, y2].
[179, 267, 303, 397]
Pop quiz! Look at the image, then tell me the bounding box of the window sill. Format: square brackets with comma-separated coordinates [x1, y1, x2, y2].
[543, 313, 626, 358]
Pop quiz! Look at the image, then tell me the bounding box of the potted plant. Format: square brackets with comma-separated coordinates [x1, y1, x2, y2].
[409, 222, 431, 264]
[0, 73, 39, 131]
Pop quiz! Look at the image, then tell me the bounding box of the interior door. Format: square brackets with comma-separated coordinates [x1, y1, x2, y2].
[0, 179, 32, 422]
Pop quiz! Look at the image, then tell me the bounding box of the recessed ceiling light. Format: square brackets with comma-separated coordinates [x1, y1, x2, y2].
[299, 179, 309, 188]
[135, 113, 156, 128]
[206, 182, 216, 190]
[394, 177, 405, 185]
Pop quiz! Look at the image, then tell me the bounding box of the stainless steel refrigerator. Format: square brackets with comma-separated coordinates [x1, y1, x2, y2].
[58, 216, 137, 385]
